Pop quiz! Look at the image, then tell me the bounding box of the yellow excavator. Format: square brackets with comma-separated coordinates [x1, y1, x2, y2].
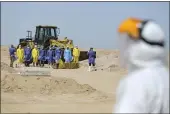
[18, 25, 88, 69]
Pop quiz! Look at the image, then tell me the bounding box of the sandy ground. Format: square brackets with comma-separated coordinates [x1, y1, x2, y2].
[1, 46, 126, 113]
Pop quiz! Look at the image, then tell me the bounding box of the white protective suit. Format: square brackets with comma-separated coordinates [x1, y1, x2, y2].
[113, 18, 169, 113]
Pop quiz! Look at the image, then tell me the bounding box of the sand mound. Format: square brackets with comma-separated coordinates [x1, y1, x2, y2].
[1, 62, 16, 73]
[1, 73, 98, 95]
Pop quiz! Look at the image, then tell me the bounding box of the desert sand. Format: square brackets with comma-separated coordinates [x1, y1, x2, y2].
[1, 46, 127, 113]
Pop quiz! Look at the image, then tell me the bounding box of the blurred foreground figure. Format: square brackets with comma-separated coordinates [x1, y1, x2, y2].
[87, 47, 96, 72]
[9, 44, 16, 67]
[113, 18, 169, 113]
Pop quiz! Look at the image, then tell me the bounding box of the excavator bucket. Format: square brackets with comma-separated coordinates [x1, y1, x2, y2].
[79, 51, 88, 61]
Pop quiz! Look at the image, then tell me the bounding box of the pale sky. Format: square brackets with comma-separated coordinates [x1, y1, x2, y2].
[1, 2, 169, 51]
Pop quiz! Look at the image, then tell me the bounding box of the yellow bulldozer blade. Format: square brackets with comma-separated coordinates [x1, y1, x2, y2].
[62, 63, 79, 69]
[52, 59, 79, 69]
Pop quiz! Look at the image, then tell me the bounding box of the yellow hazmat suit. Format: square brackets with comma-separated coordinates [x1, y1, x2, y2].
[16, 47, 24, 63]
[32, 48, 39, 63]
[73, 47, 80, 63]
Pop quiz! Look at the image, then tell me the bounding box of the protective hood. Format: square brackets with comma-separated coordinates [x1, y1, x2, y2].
[117, 18, 167, 73]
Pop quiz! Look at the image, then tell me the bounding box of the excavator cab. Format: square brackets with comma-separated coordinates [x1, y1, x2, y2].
[34, 25, 60, 48]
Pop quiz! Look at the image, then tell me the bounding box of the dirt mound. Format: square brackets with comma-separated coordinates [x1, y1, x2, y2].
[1, 74, 98, 95]
[79, 52, 120, 72]
[1, 62, 16, 73]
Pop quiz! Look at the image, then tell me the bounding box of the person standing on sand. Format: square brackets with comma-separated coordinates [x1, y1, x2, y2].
[38, 46, 46, 67]
[53, 46, 62, 68]
[64, 46, 72, 63]
[87, 47, 96, 72]
[9, 44, 16, 67]
[47, 47, 53, 68]
[24, 45, 32, 67]
[16, 45, 24, 68]
[32, 45, 39, 67]
[73, 45, 80, 63]
[113, 18, 169, 113]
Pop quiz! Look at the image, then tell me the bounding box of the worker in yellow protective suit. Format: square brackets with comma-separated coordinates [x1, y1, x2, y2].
[73, 45, 80, 63]
[32, 45, 39, 67]
[16, 45, 24, 68]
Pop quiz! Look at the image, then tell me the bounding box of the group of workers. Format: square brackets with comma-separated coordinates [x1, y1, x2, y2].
[9, 44, 96, 71]
[9, 44, 40, 68]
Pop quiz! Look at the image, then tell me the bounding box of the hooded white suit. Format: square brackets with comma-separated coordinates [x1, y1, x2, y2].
[113, 20, 169, 113]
